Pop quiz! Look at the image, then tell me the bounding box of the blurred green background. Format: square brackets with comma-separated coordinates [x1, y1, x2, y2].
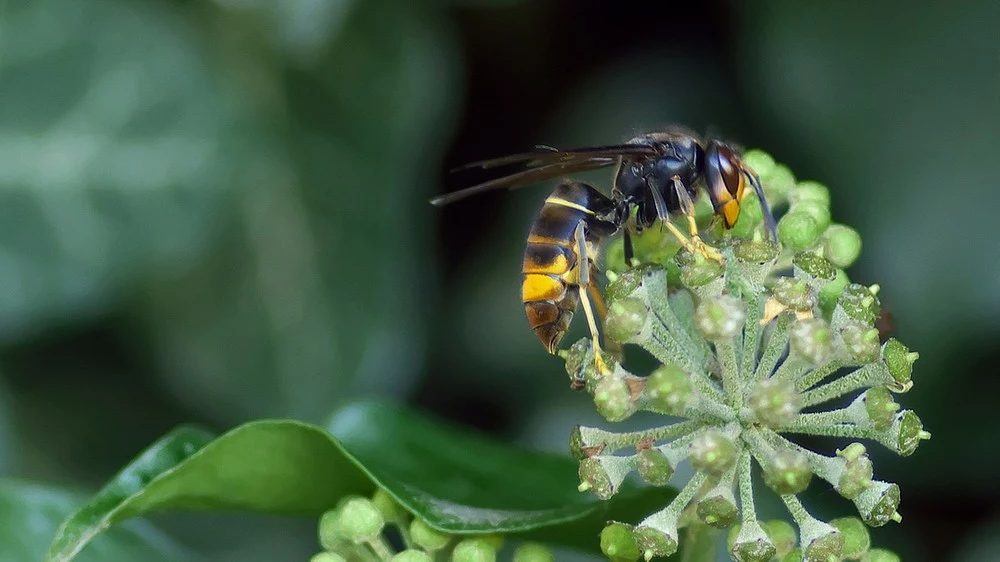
[0, 0, 997, 560]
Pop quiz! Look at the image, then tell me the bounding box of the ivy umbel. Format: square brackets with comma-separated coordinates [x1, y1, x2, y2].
[566, 150, 928, 562]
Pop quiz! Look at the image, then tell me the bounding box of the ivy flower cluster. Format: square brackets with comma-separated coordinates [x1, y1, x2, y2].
[313, 489, 554, 562]
[565, 151, 928, 562]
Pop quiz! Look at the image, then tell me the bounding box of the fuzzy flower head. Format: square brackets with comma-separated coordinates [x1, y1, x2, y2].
[566, 150, 927, 562]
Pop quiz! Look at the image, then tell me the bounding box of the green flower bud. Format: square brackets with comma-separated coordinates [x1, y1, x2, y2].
[605, 297, 649, 344]
[763, 450, 813, 494]
[854, 481, 901, 527]
[644, 363, 692, 415]
[695, 295, 746, 340]
[773, 277, 818, 311]
[594, 374, 635, 422]
[680, 255, 725, 288]
[819, 268, 850, 315]
[789, 318, 834, 365]
[391, 551, 433, 562]
[742, 150, 776, 179]
[637, 447, 674, 486]
[563, 338, 593, 386]
[841, 322, 881, 364]
[310, 553, 347, 562]
[793, 252, 836, 284]
[451, 538, 497, 562]
[801, 525, 844, 562]
[578, 455, 631, 500]
[761, 163, 796, 203]
[604, 266, 650, 304]
[838, 284, 881, 325]
[333, 496, 384, 544]
[795, 201, 831, 234]
[793, 181, 831, 206]
[864, 387, 899, 431]
[318, 507, 345, 551]
[837, 448, 874, 500]
[512, 543, 554, 562]
[696, 489, 739, 529]
[689, 431, 738, 475]
[410, 518, 451, 552]
[863, 548, 901, 562]
[372, 488, 408, 525]
[601, 523, 641, 562]
[830, 517, 870, 559]
[632, 525, 678, 559]
[761, 519, 798, 557]
[749, 378, 803, 427]
[824, 224, 863, 268]
[728, 520, 778, 562]
[735, 239, 779, 263]
[891, 411, 930, 456]
[730, 191, 765, 239]
[476, 534, 504, 551]
[882, 339, 916, 387]
[778, 212, 821, 251]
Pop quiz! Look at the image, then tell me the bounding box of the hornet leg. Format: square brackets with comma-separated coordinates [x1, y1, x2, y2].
[575, 222, 612, 377]
[671, 177, 723, 263]
[648, 179, 724, 263]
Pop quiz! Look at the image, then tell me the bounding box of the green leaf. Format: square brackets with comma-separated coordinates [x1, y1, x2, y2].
[0, 479, 190, 562]
[47, 400, 674, 560]
[45, 422, 370, 562]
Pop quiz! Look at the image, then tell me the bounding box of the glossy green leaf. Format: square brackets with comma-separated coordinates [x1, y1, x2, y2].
[0, 479, 190, 562]
[47, 400, 675, 560]
[45, 422, 370, 562]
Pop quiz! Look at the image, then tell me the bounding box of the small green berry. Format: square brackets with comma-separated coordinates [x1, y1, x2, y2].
[819, 268, 850, 315]
[593, 375, 634, 422]
[735, 238, 779, 263]
[410, 518, 451, 552]
[838, 284, 881, 325]
[894, 411, 929, 456]
[605, 298, 649, 344]
[881, 339, 916, 387]
[841, 322, 881, 364]
[728, 520, 778, 562]
[636, 447, 674, 486]
[391, 551, 433, 562]
[689, 431, 738, 475]
[372, 488, 408, 525]
[837, 448, 874, 500]
[578, 455, 630, 500]
[761, 520, 797, 557]
[644, 363, 692, 415]
[854, 481, 901, 527]
[773, 277, 818, 311]
[318, 507, 344, 551]
[451, 538, 497, 562]
[632, 525, 678, 559]
[864, 387, 899, 431]
[793, 252, 836, 283]
[778, 212, 821, 251]
[761, 163, 796, 202]
[824, 224, 863, 268]
[789, 318, 834, 365]
[795, 200, 832, 233]
[830, 517, 871, 558]
[601, 522, 640, 562]
[512, 542, 554, 562]
[696, 491, 739, 528]
[695, 295, 745, 340]
[334, 496, 384, 544]
[762, 450, 813, 494]
[604, 266, 648, 304]
[680, 255, 725, 288]
[793, 181, 831, 206]
[801, 526, 844, 562]
[749, 378, 803, 427]
[742, 150, 776, 178]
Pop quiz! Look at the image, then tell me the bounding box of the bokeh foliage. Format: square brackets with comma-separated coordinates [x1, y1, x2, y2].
[0, 0, 996, 560]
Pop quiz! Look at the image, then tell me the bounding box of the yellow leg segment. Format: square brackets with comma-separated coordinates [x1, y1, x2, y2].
[578, 285, 611, 375]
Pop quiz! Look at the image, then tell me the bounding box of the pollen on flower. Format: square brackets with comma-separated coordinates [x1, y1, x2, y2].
[566, 149, 922, 561]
